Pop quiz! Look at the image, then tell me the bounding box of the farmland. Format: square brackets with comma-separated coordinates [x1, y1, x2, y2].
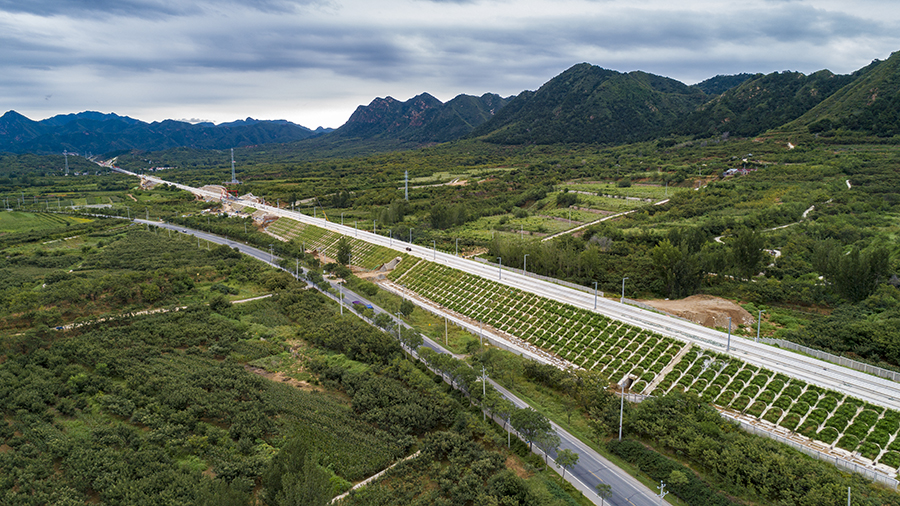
[387, 255, 900, 475]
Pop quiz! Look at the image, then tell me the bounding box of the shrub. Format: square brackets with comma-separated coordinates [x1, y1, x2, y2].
[836, 435, 860, 452]
[747, 401, 767, 418]
[780, 413, 801, 431]
[879, 451, 900, 469]
[731, 395, 751, 411]
[763, 407, 783, 424]
[817, 427, 840, 444]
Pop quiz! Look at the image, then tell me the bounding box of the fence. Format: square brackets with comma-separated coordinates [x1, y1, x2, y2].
[760, 337, 900, 383]
[472, 257, 604, 297]
[721, 412, 898, 488]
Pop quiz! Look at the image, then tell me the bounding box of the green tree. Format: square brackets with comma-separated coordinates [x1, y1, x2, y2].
[510, 407, 553, 451]
[595, 483, 612, 505]
[336, 237, 351, 266]
[731, 228, 766, 281]
[261, 436, 331, 506]
[556, 448, 579, 479]
[399, 299, 415, 317]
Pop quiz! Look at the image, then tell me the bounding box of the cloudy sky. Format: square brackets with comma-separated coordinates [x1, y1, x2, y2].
[2, 0, 898, 129]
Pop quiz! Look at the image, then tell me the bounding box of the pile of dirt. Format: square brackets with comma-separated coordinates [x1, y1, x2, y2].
[641, 294, 755, 329]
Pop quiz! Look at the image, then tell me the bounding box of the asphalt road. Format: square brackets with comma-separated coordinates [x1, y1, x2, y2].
[132, 218, 660, 506]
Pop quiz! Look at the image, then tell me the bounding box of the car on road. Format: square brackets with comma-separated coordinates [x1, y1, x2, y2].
[351, 300, 374, 309]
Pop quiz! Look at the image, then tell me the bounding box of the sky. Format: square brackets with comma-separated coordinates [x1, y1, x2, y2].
[2, 0, 899, 129]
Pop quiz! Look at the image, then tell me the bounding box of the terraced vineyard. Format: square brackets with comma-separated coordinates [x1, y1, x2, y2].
[392, 261, 686, 391]
[391, 259, 900, 475]
[267, 218, 406, 270]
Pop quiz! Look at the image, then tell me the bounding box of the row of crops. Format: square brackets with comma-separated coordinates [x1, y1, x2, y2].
[267, 218, 405, 270]
[391, 261, 686, 394]
[655, 348, 900, 469]
[390, 258, 900, 473]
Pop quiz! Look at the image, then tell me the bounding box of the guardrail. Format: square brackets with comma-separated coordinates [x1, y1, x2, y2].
[721, 412, 899, 489]
[760, 337, 900, 383]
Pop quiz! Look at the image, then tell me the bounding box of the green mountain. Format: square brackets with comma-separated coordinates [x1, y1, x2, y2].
[693, 74, 755, 95]
[674, 69, 860, 138]
[330, 92, 511, 144]
[469, 63, 708, 145]
[786, 53, 900, 136]
[0, 111, 322, 155]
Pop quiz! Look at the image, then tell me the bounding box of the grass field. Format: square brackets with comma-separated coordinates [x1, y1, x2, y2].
[0, 211, 91, 233]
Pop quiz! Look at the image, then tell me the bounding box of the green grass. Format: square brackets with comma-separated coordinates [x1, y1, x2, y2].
[0, 211, 91, 233]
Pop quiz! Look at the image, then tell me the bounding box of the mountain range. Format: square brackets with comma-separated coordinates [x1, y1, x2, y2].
[2, 50, 899, 155]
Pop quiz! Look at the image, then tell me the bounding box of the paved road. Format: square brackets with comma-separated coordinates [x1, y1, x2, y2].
[132, 218, 660, 506]
[122, 170, 900, 411]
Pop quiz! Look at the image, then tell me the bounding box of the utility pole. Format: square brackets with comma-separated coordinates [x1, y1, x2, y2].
[621, 277, 628, 304]
[498, 257, 502, 280]
[455, 237, 459, 256]
[523, 254, 529, 277]
[445, 316, 448, 347]
[404, 170, 409, 201]
[433, 240, 436, 260]
[594, 281, 599, 310]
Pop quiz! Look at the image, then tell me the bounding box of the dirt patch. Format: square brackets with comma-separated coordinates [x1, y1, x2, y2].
[125, 194, 138, 202]
[0, 444, 11, 453]
[641, 294, 754, 329]
[505, 454, 533, 480]
[244, 365, 320, 392]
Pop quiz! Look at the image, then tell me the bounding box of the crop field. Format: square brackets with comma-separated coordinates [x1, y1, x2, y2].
[391, 258, 900, 474]
[0, 211, 91, 233]
[267, 218, 407, 270]
[391, 261, 686, 389]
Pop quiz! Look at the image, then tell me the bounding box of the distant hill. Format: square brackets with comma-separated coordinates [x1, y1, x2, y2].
[331, 92, 511, 144]
[693, 74, 755, 95]
[469, 63, 708, 145]
[0, 111, 323, 155]
[786, 53, 900, 136]
[675, 69, 865, 138]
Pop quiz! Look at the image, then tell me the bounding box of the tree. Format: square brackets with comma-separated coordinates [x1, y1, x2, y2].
[535, 430, 561, 464]
[335, 237, 351, 266]
[399, 299, 415, 317]
[398, 326, 423, 358]
[595, 483, 612, 505]
[731, 228, 765, 280]
[556, 448, 579, 479]
[261, 436, 330, 506]
[510, 407, 553, 451]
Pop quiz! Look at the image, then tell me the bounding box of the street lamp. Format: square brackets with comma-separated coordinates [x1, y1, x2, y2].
[523, 254, 529, 276]
[726, 316, 732, 353]
[432, 239, 436, 260]
[621, 277, 628, 304]
[593, 281, 599, 310]
[409, 228, 413, 244]
[269, 244, 274, 263]
[455, 238, 459, 256]
[373, 220, 376, 234]
[390, 229, 392, 246]
[497, 257, 502, 280]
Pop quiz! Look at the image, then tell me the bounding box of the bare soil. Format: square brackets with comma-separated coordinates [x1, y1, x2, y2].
[640, 294, 754, 329]
[243, 365, 320, 392]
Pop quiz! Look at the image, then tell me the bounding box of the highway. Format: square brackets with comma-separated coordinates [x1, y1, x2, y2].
[132, 217, 659, 505]
[120, 168, 900, 413]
